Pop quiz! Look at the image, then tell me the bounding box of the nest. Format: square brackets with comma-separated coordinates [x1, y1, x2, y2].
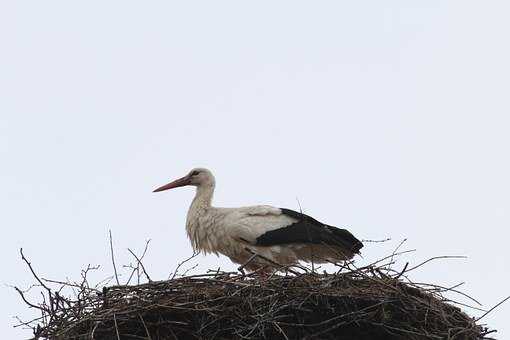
[15, 248, 496, 340]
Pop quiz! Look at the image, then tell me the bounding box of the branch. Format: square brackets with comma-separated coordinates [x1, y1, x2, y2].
[127, 248, 152, 282]
[475, 295, 510, 322]
[405, 255, 467, 273]
[109, 230, 120, 285]
[126, 239, 151, 285]
[170, 251, 200, 280]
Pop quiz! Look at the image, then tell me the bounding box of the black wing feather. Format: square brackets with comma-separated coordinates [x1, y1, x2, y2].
[255, 208, 363, 253]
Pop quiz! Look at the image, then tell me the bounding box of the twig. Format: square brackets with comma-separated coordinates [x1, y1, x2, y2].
[109, 230, 120, 285]
[361, 249, 416, 269]
[90, 321, 100, 339]
[387, 238, 407, 274]
[395, 262, 409, 279]
[181, 263, 199, 277]
[113, 313, 121, 340]
[127, 248, 152, 282]
[19, 249, 52, 295]
[475, 295, 510, 322]
[170, 251, 199, 280]
[138, 314, 152, 340]
[273, 321, 289, 340]
[14, 287, 46, 311]
[295, 197, 315, 273]
[361, 237, 391, 243]
[405, 255, 467, 273]
[126, 239, 152, 285]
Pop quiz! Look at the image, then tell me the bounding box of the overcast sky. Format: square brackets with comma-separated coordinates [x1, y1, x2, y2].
[1, 1, 509, 338]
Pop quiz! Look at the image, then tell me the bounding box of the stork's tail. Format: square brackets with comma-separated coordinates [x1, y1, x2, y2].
[325, 225, 364, 254]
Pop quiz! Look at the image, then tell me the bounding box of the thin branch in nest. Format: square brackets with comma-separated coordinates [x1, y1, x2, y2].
[365, 249, 417, 270]
[41, 278, 97, 292]
[19, 249, 52, 296]
[295, 197, 316, 273]
[387, 238, 407, 274]
[113, 313, 121, 340]
[109, 230, 120, 285]
[475, 295, 510, 322]
[126, 239, 152, 285]
[170, 250, 199, 279]
[362, 237, 391, 243]
[138, 314, 152, 340]
[415, 281, 483, 307]
[181, 263, 199, 277]
[395, 262, 409, 279]
[90, 321, 100, 339]
[13, 286, 45, 312]
[404, 255, 467, 273]
[127, 248, 152, 283]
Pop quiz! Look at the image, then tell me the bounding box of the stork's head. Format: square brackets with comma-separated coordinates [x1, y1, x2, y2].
[153, 168, 215, 192]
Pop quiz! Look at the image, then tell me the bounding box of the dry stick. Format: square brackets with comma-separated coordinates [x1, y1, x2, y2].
[14, 286, 45, 311]
[41, 278, 98, 292]
[94, 275, 115, 289]
[414, 281, 483, 307]
[386, 238, 407, 274]
[295, 197, 315, 273]
[19, 248, 52, 295]
[327, 247, 417, 297]
[113, 313, 121, 340]
[170, 251, 199, 280]
[181, 263, 199, 277]
[395, 262, 409, 279]
[18, 248, 56, 318]
[361, 249, 417, 270]
[109, 230, 120, 285]
[361, 237, 391, 243]
[481, 329, 498, 338]
[136, 261, 141, 284]
[13, 315, 45, 328]
[126, 239, 152, 285]
[128, 248, 152, 282]
[475, 295, 510, 322]
[273, 322, 290, 340]
[138, 314, 152, 340]
[442, 299, 487, 313]
[404, 255, 467, 273]
[79, 264, 99, 293]
[90, 321, 100, 339]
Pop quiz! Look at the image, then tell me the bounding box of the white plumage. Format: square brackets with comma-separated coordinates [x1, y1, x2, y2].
[154, 168, 363, 272]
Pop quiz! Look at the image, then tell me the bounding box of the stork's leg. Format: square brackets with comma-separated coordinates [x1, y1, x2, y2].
[237, 253, 259, 275]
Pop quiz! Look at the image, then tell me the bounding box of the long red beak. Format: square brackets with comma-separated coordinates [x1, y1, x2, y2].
[153, 175, 191, 192]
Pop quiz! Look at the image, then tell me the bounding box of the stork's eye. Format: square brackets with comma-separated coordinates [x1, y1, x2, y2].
[191, 171, 200, 176]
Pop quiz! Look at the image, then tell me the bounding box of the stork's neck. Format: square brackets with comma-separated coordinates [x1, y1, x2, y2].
[185, 183, 219, 253]
[187, 184, 215, 219]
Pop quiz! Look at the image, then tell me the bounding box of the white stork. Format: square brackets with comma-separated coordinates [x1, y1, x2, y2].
[154, 168, 363, 272]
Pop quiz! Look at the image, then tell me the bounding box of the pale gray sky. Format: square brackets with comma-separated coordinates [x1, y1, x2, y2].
[1, 1, 509, 338]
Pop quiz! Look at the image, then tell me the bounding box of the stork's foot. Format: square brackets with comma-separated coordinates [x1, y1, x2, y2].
[237, 266, 246, 276]
[237, 253, 259, 276]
